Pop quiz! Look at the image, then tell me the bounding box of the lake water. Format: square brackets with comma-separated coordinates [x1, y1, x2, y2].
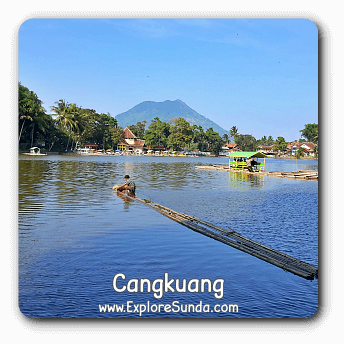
[18, 155, 318, 318]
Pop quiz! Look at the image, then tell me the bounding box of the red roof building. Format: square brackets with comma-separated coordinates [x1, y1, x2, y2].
[84, 143, 98, 149]
[117, 127, 146, 152]
[257, 145, 274, 152]
[287, 141, 317, 157]
[224, 144, 241, 151]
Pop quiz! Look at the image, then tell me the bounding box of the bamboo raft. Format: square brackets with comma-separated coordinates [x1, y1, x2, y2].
[116, 191, 318, 280]
[196, 165, 318, 180]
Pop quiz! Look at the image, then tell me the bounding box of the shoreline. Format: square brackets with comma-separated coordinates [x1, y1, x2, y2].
[18, 152, 318, 161]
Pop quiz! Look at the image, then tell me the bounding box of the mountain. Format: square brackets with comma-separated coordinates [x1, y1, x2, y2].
[115, 99, 228, 136]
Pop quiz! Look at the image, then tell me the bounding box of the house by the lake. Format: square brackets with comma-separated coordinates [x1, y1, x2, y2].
[287, 141, 317, 157]
[117, 127, 145, 154]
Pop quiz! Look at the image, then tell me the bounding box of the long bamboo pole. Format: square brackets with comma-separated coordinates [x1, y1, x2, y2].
[115, 191, 318, 280]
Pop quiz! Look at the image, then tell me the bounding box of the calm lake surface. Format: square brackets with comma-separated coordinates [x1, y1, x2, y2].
[18, 155, 318, 318]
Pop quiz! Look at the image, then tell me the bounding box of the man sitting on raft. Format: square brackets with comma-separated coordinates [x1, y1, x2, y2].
[114, 175, 136, 197]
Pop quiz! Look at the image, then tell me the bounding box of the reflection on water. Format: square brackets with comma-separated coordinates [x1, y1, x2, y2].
[228, 171, 265, 188]
[18, 155, 318, 318]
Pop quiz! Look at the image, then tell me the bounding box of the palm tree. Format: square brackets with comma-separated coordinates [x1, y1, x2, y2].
[51, 100, 78, 151]
[28, 110, 49, 147]
[71, 107, 88, 150]
[51, 99, 70, 128]
[19, 114, 32, 144]
[18, 83, 46, 146]
[267, 136, 274, 145]
[66, 103, 83, 151]
[229, 126, 238, 140]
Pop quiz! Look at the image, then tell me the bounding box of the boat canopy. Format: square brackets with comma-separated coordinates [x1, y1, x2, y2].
[29, 147, 40, 153]
[227, 151, 268, 159]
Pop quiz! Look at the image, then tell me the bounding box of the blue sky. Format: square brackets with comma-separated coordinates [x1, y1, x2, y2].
[18, 18, 318, 142]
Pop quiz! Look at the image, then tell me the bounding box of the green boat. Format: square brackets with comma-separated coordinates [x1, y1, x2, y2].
[227, 151, 268, 171]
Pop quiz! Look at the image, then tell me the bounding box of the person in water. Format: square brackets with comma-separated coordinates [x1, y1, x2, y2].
[114, 175, 136, 197]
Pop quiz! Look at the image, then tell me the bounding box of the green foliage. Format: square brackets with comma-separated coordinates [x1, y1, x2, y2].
[18, 82, 49, 149]
[192, 125, 207, 151]
[229, 126, 238, 140]
[167, 117, 193, 151]
[222, 133, 229, 144]
[300, 123, 318, 143]
[257, 135, 274, 146]
[205, 128, 224, 156]
[19, 83, 123, 152]
[273, 136, 287, 153]
[234, 134, 257, 152]
[128, 121, 146, 139]
[143, 117, 224, 153]
[296, 147, 304, 158]
[144, 117, 170, 148]
[229, 126, 263, 152]
[19, 83, 318, 156]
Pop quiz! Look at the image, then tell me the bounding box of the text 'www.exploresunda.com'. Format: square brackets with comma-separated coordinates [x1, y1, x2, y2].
[98, 301, 239, 316]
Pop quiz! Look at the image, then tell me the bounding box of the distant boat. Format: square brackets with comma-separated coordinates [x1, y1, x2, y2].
[22, 147, 47, 156]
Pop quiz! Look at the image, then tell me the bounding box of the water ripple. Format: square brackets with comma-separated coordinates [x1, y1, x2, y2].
[18, 155, 318, 318]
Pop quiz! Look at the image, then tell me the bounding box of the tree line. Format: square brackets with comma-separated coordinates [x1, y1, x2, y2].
[19, 83, 123, 152]
[18, 82, 318, 155]
[128, 117, 224, 155]
[18, 82, 226, 154]
[113, 118, 317, 156]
